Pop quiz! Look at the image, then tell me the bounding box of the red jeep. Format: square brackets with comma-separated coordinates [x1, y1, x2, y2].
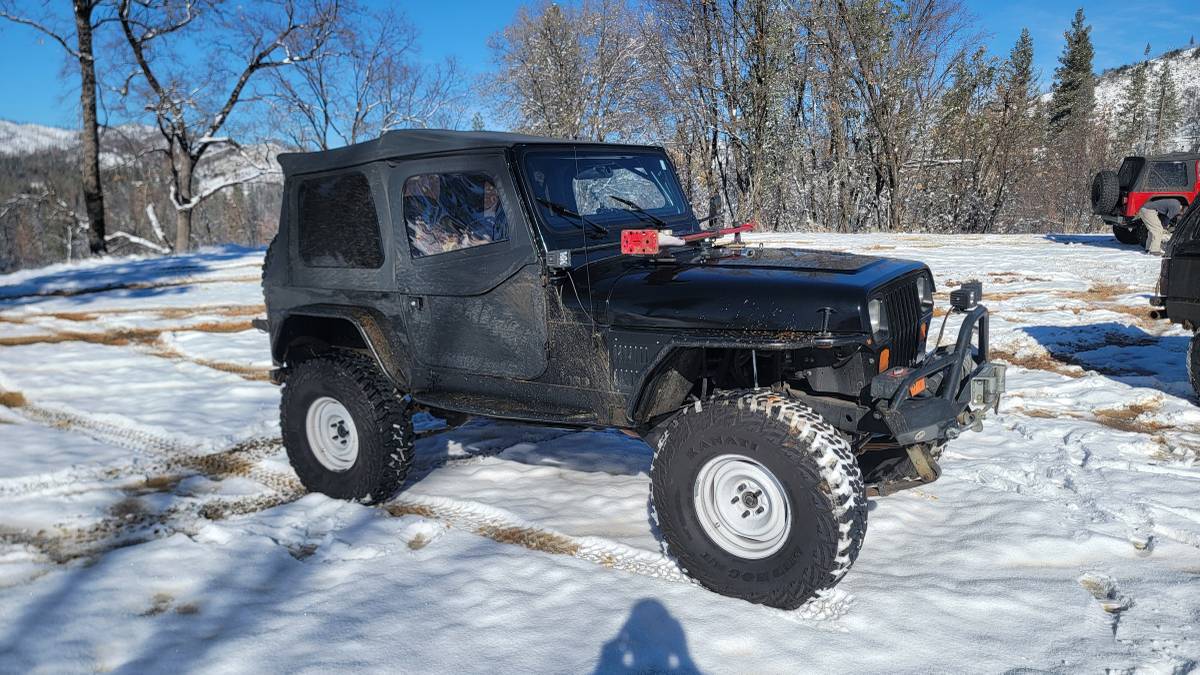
[1092, 153, 1200, 245]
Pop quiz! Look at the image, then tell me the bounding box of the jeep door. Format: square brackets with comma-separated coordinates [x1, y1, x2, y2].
[390, 153, 549, 381]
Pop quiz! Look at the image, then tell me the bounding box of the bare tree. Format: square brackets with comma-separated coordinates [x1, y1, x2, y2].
[114, 0, 337, 252]
[266, 5, 465, 151]
[816, 0, 974, 230]
[0, 0, 111, 254]
[486, 0, 653, 142]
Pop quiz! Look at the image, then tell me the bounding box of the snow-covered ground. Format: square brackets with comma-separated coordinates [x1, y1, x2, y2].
[0, 233, 1198, 673]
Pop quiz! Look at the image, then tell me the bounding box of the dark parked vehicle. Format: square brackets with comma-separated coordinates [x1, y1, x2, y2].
[1092, 153, 1200, 245]
[1150, 201, 1200, 397]
[261, 130, 1006, 608]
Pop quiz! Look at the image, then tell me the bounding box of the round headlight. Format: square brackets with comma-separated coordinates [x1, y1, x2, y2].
[916, 276, 933, 307]
[868, 298, 889, 336]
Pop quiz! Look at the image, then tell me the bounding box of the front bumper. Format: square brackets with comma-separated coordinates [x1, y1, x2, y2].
[870, 305, 1005, 445]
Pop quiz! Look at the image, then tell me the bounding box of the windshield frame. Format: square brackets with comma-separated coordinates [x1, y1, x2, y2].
[512, 144, 700, 253]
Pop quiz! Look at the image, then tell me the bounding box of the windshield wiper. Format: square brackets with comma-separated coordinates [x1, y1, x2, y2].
[535, 197, 609, 237]
[607, 195, 668, 228]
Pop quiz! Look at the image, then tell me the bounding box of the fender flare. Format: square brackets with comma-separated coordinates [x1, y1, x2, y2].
[271, 304, 410, 390]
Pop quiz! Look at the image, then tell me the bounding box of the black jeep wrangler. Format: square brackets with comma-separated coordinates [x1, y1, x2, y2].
[262, 130, 1006, 608]
[1150, 201, 1200, 397]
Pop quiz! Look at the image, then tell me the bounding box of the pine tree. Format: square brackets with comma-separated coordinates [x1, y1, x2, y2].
[1150, 63, 1182, 152]
[470, 112, 486, 131]
[1115, 61, 1149, 153]
[1048, 8, 1095, 135]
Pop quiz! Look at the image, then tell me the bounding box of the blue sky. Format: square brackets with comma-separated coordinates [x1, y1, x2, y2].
[0, 0, 1195, 129]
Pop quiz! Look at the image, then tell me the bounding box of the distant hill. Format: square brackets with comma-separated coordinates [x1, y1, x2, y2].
[1093, 45, 1200, 151]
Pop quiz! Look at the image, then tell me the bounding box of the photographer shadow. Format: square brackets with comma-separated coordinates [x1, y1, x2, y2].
[594, 598, 700, 674]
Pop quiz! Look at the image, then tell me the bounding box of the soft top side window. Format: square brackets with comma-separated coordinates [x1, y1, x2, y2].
[297, 171, 384, 269]
[1146, 161, 1188, 190]
[404, 172, 509, 258]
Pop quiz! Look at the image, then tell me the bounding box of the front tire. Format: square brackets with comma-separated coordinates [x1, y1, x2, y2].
[281, 351, 414, 503]
[650, 390, 867, 609]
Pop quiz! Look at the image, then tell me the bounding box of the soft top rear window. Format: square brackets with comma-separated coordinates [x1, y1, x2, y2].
[297, 171, 383, 269]
[1146, 161, 1189, 190]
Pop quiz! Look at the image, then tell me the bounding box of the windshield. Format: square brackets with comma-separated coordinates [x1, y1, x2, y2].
[521, 148, 693, 244]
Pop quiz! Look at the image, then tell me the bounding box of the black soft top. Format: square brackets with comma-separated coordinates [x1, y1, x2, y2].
[277, 129, 662, 175]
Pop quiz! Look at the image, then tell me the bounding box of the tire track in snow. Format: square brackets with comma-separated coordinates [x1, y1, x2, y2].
[0, 398, 288, 496]
[383, 495, 854, 621]
[0, 398, 849, 617]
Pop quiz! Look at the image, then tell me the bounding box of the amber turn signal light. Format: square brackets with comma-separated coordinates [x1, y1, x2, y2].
[908, 378, 927, 397]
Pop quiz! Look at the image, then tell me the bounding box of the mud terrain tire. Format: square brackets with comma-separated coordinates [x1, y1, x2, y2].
[1189, 332, 1200, 400]
[650, 390, 867, 609]
[281, 351, 413, 503]
[1112, 223, 1143, 246]
[1092, 170, 1120, 215]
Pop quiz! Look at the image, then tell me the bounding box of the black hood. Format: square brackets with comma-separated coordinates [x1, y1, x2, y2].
[587, 246, 927, 333]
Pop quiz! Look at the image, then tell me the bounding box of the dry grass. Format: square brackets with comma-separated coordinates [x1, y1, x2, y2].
[1093, 400, 1170, 434]
[990, 348, 1083, 378]
[386, 503, 436, 519]
[1014, 398, 1172, 436]
[987, 272, 1053, 283]
[45, 311, 100, 322]
[153, 305, 262, 320]
[0, 327, 162, 347]
[1058, 282, 1131, 304]
[187, 319, 255, 333]
[407, 533, 431, 550]
[478, 525, 580, 556]
[0, 390, 28, 408]
[0, 319, 254, 348]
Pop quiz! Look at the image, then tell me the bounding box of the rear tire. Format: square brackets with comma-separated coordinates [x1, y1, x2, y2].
[281, 351, 413, 503]
[1092, 171, 1120, 215]
[649, 390, 867, 609]
[1113, 223, 1143, 246]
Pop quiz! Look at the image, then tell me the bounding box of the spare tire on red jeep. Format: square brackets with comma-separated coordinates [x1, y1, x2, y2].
[1092, 171, 1120, 215]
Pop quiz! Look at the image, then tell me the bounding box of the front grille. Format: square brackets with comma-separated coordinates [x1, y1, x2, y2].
[882, 279, 921, 366]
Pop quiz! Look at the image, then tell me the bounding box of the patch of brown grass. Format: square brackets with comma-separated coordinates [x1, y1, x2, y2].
[988, 272, 1052, 283]
[478, 525, 580, 556]
[0, 327, 162, 347]
[187, 320, 254, 333]
[386, 503, 436, 519]
[407, 533, 430, 550]
[1058, 282, 1131, 304]
[0, 390, 28, 408]
[153, 305, 262, 320]
[990, 348, 1083, 377]
[46, 311, 99, 322]
[199, 493, 298, 521]
[1093, 400, 1169, 434]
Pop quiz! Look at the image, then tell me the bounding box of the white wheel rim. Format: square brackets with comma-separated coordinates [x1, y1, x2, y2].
[305, 396, 359, 472]
[693, 454, 791, 559]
